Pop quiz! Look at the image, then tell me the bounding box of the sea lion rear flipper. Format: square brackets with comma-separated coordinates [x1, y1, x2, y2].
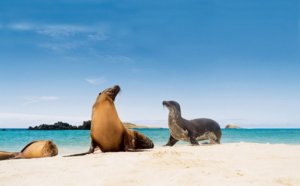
[63, 140, 96, 157]
[123, 131, 135, 151]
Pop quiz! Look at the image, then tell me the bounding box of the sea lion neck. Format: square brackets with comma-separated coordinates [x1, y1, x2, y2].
[168, 106, 182, 120]
[168, 106, 183, 128]
[95, 94, 114, 105]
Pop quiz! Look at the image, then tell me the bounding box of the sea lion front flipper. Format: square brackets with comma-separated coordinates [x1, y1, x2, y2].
[164, 135, 178, 146]
[189, 136, 199, 146]
[0, 151, 21, 160]
[208, 132, 218, 144]
[63, 140, 97, 157]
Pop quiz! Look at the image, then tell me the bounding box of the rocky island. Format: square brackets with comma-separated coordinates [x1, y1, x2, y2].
[225, 124, 241, 129]
[28, 121, 150, 130]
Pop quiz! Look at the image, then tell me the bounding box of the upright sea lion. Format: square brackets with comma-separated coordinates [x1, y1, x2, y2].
[0, 140, 58, 160]
[163, 100, 222, 146]
[65, 85, 153, 156]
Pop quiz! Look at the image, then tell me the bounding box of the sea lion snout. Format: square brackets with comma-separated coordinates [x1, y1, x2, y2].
[110, 85, 121, 100]
[162, 101, 169, 107]
[112, 85, 120, 93]
[99, 85, 121, 100]
[162, 101, 181, 111]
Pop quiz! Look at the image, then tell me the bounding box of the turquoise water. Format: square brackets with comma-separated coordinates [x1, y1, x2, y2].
[1, 128, 300, 155]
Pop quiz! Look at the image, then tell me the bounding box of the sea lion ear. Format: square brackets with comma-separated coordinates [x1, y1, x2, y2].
[98, 92, 102, 95]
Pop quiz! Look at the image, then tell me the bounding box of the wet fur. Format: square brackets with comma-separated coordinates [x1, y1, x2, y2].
[163, 100, 222, 146]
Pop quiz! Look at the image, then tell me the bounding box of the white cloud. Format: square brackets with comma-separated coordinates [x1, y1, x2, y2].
[5, 22, 108, 40]
[39, 42, 81, 52]
[85, 77, 107, 85]
[24, 96, 59, 104]
[3, 22, 109, 53]
[39, 96, 60, 100]
[89, 54, 134, 64]
[107, 56, 134, 64]
[9, 22, 34, 31]
[88, 32, 108, 41]
[36, 24, 90, 37]
[0, 112, 85, 128]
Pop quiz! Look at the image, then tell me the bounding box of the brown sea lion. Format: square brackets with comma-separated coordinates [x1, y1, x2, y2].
[0, 140, 58, 160]
[65, 85, 154, 156]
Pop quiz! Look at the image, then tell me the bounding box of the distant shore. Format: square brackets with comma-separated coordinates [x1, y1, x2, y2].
[27, 121, 158, 130]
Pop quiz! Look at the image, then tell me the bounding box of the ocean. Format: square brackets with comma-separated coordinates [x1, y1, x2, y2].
[1, 128, 300, 155]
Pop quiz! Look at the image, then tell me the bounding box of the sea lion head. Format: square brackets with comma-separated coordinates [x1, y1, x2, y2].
[97, 85, 121, 102]
[42, 141, 58, 157]
[21, 140, 58, 158]
[162, 100, 181, 113]
[133, 131, 154, 149]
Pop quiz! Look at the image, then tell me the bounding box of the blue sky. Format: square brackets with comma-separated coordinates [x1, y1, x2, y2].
[0, 0, 299, 128]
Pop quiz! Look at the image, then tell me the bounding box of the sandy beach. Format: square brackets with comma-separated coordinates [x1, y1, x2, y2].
[1, 143, 299, 186]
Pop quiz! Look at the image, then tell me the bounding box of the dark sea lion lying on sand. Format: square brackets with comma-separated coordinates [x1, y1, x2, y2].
[65, 85, 154, 157]
[163, 100, 222, 146]
[0, 140, 58, 160]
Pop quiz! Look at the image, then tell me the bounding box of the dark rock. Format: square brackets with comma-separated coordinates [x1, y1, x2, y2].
[78, 120, 91, 130]
[29, 121, 78, 130]
[28, 120, 148, 130]
[225, 124, 241, 129]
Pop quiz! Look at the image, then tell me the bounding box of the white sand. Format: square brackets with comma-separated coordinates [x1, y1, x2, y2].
[1, 143, 300, 186]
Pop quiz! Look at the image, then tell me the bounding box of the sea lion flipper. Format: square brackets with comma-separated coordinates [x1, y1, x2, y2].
[123, 131, 135, 151]
[207, 132, 219, 144]
[0, 151, 21, 160]
[164, 135, 178, 146]
[189, 136, 199, 146]
[63, 140, 96, 157]
[10, 152, 23, 159]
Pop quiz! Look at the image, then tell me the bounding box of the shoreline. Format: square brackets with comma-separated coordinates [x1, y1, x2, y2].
[1, 143, 300, 186]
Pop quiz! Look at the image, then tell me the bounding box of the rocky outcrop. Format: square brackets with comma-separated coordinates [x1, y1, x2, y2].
[28, 121, 149, 130]
[225, 124, 241, 129]
[77, 120, 91, 130]
[28, 122, 78, 130]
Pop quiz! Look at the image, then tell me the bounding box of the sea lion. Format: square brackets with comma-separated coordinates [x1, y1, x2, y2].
[0, 140, 58, 160]
[65, 85, 154, 156]
[163, 100, 222, 146]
